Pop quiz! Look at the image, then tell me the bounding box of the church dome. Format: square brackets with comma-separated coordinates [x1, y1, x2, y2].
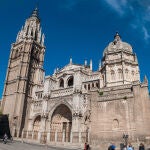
[103, 33, 133, 56]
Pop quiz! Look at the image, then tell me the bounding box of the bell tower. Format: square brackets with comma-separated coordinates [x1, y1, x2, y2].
[2, 8, 45, 137]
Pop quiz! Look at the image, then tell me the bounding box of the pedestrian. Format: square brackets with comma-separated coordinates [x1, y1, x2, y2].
[111, 144, 116, 150]
[108, 143, 116, 150]
[127, 144, 133, 150]
[123, 144, 127, 150]
[87, 143, 90, 150]
[84, 142, 87, 150]
[139, 143, 145, 150]
[3, 133, 8, 144]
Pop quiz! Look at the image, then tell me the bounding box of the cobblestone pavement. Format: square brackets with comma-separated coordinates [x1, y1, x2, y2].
[0, 141, 81, 150]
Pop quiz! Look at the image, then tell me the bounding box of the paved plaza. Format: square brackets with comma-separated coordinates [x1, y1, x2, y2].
[0, 141, 81, 150]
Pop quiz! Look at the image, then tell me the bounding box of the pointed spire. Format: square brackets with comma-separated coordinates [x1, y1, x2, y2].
[31, 7, 40, 20]
[99, 60, 101, 70]
[53, 68, 56, 75]
[144, 75, 148, 84]
[84, 60, 87, 66]
[70, 57, 72, 64]
[90, 59, 92, 70]
[41, 33, 45, 46]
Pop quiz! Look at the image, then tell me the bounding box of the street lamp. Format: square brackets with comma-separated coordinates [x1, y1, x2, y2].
[86, 127, 89, 143]
[123, 133, 128, 147]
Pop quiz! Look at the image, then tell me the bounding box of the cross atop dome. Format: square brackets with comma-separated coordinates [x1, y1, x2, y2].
[113, 32, 121, 44]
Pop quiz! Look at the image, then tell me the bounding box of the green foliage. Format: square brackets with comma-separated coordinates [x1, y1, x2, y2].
[99, 91, 103, 96]
[123, 96, 127, 100]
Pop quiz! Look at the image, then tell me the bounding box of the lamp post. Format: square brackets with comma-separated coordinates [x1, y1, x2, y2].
[123, 133, 128, 147]
[86, 127, 89, 143]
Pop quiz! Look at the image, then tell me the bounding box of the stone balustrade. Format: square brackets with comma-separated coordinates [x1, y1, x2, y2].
[51, 87, 73, 98]
[99, 84, 132, 92]
[107, 58, 137, 64]
[98, 92, 134, 101]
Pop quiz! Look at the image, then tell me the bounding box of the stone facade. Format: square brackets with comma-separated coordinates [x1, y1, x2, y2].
[1, 8, 150, 149]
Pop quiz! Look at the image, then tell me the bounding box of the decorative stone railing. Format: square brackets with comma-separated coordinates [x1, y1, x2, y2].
[100, 89, 131, 96]
[107, 58, 137, 64]
[98, 92, 134, 101]
[83, 76, 99, 82]
[51, 87, 73, 98]
[99, 84, 132, 92]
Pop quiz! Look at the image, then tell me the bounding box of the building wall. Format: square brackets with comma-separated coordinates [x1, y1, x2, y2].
[88, 82, 150, 149]
[1, 9, 150, 150]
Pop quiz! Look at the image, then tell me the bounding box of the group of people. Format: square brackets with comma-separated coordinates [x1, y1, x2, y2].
[108, 143, 145, 150]
[84, 142, 145, 150]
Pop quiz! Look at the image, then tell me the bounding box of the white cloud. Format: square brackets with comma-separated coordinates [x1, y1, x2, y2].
[142, 26, 150, 41]
[104, 0, 127, 15]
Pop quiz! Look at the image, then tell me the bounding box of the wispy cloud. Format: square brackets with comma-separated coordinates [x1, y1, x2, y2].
[142, 26, 150, 40]
[104, 0, 127, 16]
[104, 0, 150, 42]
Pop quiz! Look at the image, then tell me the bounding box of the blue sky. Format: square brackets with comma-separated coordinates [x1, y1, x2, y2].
[0, 0, 150, 98]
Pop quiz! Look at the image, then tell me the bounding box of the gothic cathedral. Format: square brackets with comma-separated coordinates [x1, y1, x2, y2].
[1, 8, 150, 149]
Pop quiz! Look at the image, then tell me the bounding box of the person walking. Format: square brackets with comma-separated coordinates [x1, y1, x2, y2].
[84, 142, 87, 150]
[108, 143, 116, 150]
[127, 144, 133, 150]
[139, 143, 145, 150]
[3, 133, 8, 144]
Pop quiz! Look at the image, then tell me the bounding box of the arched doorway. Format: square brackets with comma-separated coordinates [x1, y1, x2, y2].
[33, 115, 41, 131]
[51, 104, 72, 142]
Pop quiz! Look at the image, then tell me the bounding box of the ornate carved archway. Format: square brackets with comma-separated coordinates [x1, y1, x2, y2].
[51, 104, 72, 132]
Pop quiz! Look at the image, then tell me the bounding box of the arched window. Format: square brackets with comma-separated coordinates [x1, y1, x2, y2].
[26, 25, 29, 36]
[31, 29, 33, 36]
[125, 69, 129, 79]
[34, 30, 38, 41]
[96, 82, 99, 88]
[111, 70, 115, 80]
[68, 76, 73, 87]
[59, 78, 64, 88]
[15, 49, 19, 57]
[92, 83, 94, 88]
[112, 119, 119, 129]
[88, 84, 90, 90]
[132, 70, 135, 76]
[131, 70, 135, 81]
[84, 84, 87, 90]
[118, 69, 122, 79]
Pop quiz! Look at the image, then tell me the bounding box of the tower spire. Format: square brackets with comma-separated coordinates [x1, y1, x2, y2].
[31, 7, 40, 20]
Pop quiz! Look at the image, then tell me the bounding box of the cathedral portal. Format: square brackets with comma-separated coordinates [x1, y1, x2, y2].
[50, 104, 72, 142]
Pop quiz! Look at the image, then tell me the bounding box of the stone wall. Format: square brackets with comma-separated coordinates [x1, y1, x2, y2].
[89, 83, 150, 150]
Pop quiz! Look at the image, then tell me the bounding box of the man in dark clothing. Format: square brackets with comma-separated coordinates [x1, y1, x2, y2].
[139, 143, 145, 150]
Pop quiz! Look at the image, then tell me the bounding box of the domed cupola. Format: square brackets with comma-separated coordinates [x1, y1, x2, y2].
[101, 32, 140, 87]
[103, 32, 133, 56]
